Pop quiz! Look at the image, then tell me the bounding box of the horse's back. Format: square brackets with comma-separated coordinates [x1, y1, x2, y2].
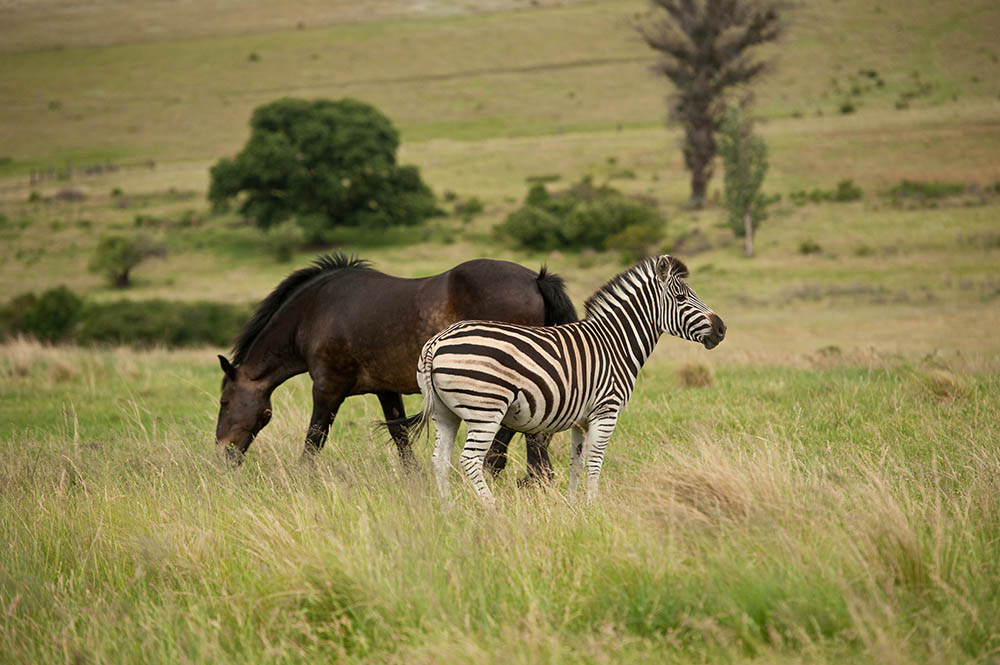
[303, 259, 549, 395]
[445, 259, 546, 325]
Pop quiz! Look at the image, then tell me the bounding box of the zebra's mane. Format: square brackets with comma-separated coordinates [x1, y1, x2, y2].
[231, 252, 372, 365]
[583, 255, 688, 319]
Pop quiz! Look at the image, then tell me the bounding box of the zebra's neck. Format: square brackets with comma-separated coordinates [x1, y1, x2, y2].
[581, 263, 663, 378]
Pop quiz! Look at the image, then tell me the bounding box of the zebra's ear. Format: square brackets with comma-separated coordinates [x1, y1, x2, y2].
[655, 255, 672, 283]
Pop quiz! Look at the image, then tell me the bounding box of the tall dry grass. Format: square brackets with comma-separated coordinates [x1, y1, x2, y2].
[2, 341, 997, 664]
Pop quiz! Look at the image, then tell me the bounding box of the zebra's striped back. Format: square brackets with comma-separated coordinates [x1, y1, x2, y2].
[413, 255, 726, 505]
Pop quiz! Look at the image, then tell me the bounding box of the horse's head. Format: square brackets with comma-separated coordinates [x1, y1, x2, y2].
[215, 355, 272, 465]
[654, 255, 726, 350]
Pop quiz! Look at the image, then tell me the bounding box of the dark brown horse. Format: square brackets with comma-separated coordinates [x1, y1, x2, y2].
[215, 253, 578, 478]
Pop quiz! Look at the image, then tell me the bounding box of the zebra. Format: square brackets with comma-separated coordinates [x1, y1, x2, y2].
[402, 254, 726, 506]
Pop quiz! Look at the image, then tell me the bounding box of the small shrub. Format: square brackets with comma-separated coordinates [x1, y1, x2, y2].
[266, 220, 304, 263]
[525, 174, 561, 185]
[799, 239, 822, 255]
[677, 362, 713, 388]
[454, 196, 485, 221]
[839, 101, 856, 114]
[833, 179, 863, 201]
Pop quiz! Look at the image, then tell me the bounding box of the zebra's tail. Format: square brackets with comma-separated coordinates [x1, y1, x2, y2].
[537, 266, 579, 325]
[394, 338, 438, 444]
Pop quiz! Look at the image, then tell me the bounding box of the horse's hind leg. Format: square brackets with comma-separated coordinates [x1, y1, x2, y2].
[484, 427, 516, 477]
[521, 433, 555, 486]
[377, 391, 419, 470]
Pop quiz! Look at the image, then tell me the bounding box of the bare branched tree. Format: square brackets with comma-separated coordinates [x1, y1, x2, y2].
[636, 0, 783, 207]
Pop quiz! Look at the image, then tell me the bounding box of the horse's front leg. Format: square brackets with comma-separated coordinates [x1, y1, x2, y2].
[302, 379, 349, 460]
[377, 391, 419, 471]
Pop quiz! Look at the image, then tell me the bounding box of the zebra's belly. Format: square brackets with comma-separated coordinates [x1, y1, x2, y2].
[499, 391, 578, 435]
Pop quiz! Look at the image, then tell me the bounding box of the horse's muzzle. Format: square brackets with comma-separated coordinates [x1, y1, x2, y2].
[703, 314, 726, 350]
[216, 439, 247, 467]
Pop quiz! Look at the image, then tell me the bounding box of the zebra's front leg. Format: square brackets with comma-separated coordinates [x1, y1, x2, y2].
[430, 405, 461, 504]
[584, 410, 621, 503]
[459, 421, 505, 507]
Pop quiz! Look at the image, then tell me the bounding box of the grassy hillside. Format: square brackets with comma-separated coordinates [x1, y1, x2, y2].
[1, 0, 998, 173]
[2, 0, 1000, 662]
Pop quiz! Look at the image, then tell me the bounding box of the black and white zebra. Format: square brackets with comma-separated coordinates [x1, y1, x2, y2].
[404, 254, 726, 505]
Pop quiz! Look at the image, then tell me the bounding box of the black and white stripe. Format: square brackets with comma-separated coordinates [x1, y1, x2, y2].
[409, 254, 726, 505]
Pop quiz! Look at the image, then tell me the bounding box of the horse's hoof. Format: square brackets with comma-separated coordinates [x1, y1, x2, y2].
[516, 471, 555, 488]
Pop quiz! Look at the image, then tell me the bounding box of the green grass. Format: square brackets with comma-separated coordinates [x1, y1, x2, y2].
[2, 340, 998, 663]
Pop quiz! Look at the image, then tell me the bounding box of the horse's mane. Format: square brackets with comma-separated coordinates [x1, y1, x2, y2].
[231, 252, 372, 365]
[583, 256, 687, 319]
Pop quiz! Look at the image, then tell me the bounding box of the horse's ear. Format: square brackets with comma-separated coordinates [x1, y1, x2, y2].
[218, 355, 237, 380]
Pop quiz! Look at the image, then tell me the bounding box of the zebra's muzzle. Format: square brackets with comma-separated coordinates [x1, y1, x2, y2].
[702, 314, 726, 349]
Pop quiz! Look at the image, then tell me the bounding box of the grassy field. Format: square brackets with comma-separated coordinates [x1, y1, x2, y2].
[2, 0, 1000, 662]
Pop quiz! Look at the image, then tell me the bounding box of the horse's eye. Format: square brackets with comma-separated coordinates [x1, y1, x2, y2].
[676, 292, 688, 303]
[220, 399, 229, 407]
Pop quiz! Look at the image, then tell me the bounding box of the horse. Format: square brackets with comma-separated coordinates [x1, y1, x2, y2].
[214, 253, 578, 479]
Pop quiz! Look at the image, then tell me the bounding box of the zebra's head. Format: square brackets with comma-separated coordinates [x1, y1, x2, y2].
[654, 255, 726, 349]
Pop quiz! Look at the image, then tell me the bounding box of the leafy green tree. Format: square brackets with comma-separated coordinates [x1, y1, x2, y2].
[209, 98, 438, 236]
[718, 105, 769, 257]
[88, 234, 163, 288]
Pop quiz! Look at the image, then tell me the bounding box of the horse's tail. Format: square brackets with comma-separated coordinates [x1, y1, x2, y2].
[536, 267, 579, 326]
[381, 335, 439, 444]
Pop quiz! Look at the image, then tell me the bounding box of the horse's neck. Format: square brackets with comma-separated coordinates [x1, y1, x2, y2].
[240, 322, 308, 389]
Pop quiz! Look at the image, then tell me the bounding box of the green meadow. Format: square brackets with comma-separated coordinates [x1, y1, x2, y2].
[2, 0, 999, 662]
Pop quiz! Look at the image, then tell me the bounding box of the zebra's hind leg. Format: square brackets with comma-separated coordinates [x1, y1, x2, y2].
[459, 420, 506, 507]
[568, 424, 586, 498]
[430, 400, 462, 504]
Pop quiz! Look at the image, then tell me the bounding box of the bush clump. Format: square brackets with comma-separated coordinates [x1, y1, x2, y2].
[496, 176, 664, 254]
[789, 179, 863, 206]
[77, 300, 251, 347]
[0, 287, 251, 348]
[0, 286, 84, 342]
[888, 180, 965, 203]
